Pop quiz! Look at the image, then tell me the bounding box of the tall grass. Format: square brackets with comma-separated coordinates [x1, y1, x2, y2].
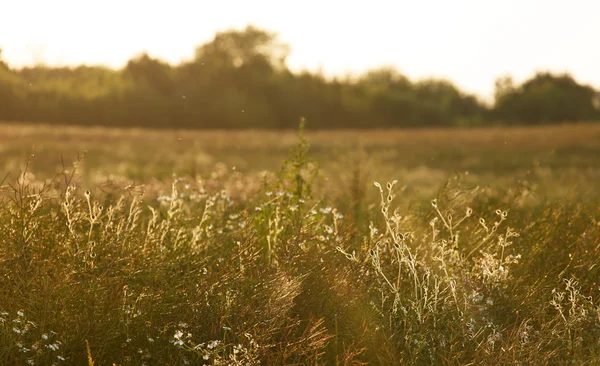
[0, 126, 599, 364]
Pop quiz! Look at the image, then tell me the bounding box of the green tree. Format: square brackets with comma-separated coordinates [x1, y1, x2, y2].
[494, 72, 599, 124]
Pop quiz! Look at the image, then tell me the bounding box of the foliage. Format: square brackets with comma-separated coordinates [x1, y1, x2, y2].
[494, 73, 600, 124]
[3, 28, 598, 129]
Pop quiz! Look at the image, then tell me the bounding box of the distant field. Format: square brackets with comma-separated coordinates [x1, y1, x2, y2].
[2, 122, 599, 197]
[1, 122, 599, 364]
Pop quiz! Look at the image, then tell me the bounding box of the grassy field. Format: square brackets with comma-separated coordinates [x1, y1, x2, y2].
[1, 122, 599, 364]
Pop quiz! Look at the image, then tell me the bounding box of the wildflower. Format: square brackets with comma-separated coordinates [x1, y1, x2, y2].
[370, 226, 379, 236]
[157, 195, 172, 203]
[148, 337, 154, 343]
[17, 310, 24, 317]
[320, 206, 332, 214]
[13, 328, 21, 334]
[289, 205, 298, 212]
[208, 340, 219, 349]
[27, 360, 34, 365]
[42, 333, 49, 340]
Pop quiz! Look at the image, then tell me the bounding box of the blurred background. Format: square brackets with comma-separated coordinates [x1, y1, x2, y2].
[1, 0, 600, 129]
[1, 0, 599, 203]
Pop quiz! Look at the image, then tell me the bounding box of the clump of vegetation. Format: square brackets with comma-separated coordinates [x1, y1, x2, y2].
[1, 126, 599, 365]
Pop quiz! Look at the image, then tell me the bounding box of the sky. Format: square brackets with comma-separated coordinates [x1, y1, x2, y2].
[1, 0, 599, 100]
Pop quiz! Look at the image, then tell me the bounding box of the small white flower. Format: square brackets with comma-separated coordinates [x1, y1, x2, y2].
[27, 360, 34, 365]
[148, 337, 154, 343]
[57, 356, 65, 361]
[42, 334, 49, 340]
[17, 310, 24, 317]
[13, 328, 21, 334]
[319, 206, 332, 214]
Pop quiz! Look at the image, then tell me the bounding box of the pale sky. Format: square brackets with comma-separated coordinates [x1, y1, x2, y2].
[1, 0, 599, 100]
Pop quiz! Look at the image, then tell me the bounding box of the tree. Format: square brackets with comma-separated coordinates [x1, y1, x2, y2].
[494, 72, 599, 124]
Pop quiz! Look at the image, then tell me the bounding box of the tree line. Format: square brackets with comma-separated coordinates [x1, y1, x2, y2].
[1, 26, 599, 129]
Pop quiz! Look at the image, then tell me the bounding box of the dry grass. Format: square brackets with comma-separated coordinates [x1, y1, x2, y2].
[0, 122, 599, 364]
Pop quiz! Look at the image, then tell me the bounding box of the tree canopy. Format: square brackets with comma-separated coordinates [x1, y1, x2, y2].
[1, 27, 599, 128]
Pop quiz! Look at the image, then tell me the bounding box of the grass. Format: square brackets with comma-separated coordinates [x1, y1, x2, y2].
[0, 122, 599, 365]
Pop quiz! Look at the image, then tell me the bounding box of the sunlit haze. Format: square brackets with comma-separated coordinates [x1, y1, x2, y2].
[2, 0, 599, 99]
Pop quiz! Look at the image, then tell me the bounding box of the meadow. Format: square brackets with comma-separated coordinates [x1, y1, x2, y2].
[0, 122, 599, 365]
